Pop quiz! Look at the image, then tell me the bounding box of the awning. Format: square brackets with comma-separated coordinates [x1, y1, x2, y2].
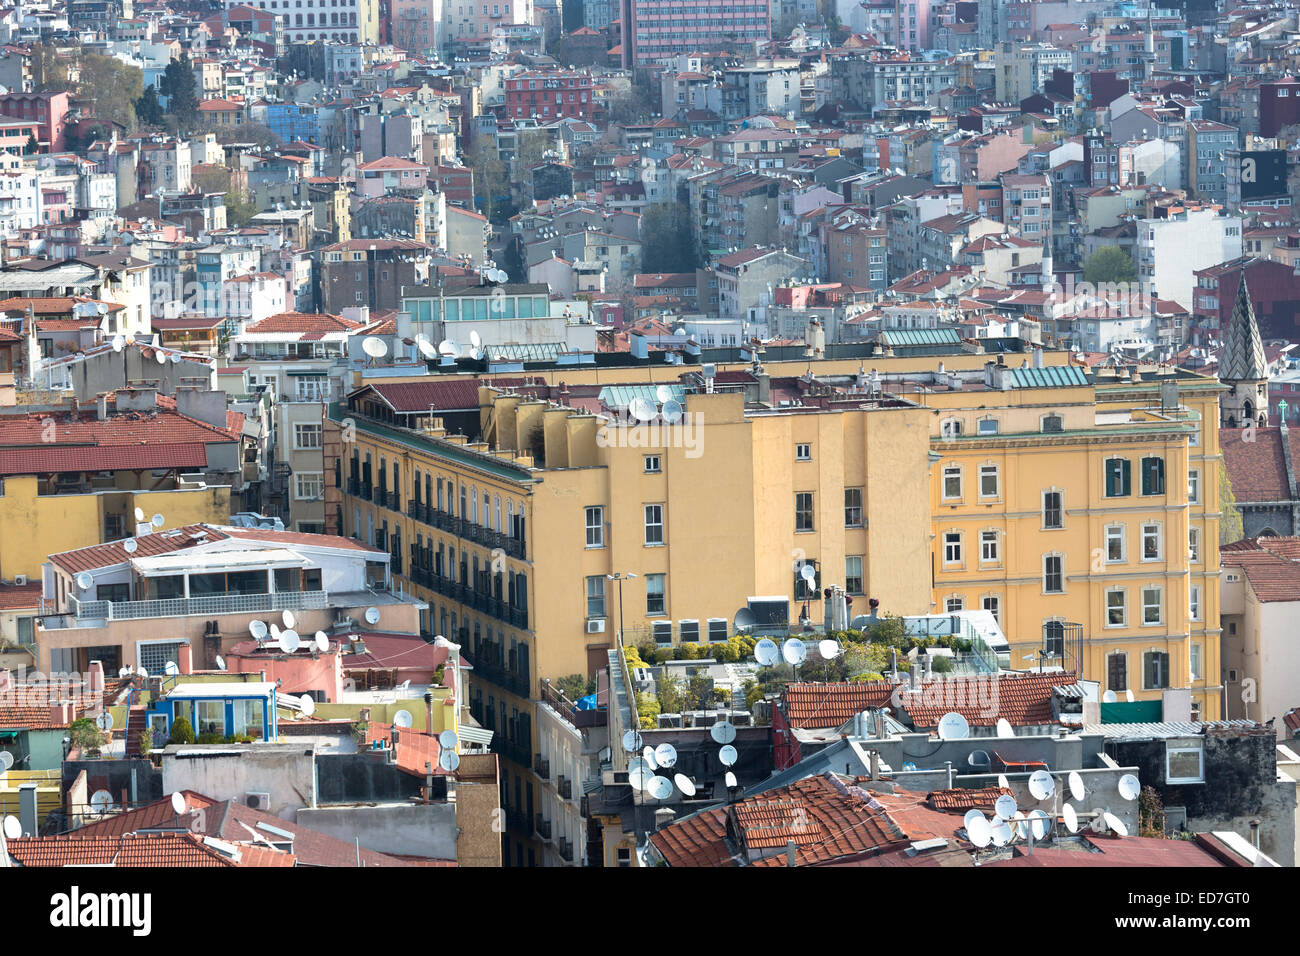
[131, 549, 308, 576]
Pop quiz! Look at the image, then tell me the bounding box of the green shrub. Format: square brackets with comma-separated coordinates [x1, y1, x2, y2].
[931, 656, 956, 673]
[167, 717, 195, 745]
[137, 729, 153, 755]
[70, 717, 106, 757]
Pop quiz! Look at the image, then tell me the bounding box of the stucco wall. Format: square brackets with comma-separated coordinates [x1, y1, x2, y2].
[161, 744, 316, 820]
[296, 801, 458, 859]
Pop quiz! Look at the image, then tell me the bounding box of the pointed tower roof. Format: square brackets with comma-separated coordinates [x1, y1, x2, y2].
[1220, 263, 1267, 383]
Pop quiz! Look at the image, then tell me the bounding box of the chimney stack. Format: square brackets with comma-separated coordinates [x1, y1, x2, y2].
[97, 393, 108, 420]
[87, 661, 104, 694]
[178, 643, 193, 674]
[425, 690, 435, 738]
[18, 783, 37, 838]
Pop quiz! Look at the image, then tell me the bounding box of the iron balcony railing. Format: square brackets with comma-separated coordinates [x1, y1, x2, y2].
[557, 775, 572, 800]
[535, 815, 552, 841]
[534, 754, 550, 780]
[558, 838, 573, 862]
[69, 589, 329, 622]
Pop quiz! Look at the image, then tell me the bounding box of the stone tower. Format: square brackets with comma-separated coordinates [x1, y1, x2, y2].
[1219, 265, 1269, 429]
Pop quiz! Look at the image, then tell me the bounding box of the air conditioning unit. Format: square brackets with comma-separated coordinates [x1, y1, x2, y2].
[13, 575, 26, 586]
[245, 792, 271, 811]
[586, 619, 605, 634]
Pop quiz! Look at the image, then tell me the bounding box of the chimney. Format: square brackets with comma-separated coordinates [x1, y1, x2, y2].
[869, 749, 880, 779]
[655, 806, 677, 831]
[910, 661, 920, 691]
[1250, 819, 1261, 849]
[87, 661, 104, 694]
[785, 839, 797, 867]
[96, 393, 108, 420]
[1033, 346, 1044, 369]
[18, 783, 37, 838]
[924, 654, 933, 679]
[178, 643, 193, 674]
[425, 690, 435, 737]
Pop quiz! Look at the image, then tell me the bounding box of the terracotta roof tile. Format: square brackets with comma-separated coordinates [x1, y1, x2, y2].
[0, 582, 41, 610]
[1221, 427, 1293, 501]
[1221, 537, 1300, 602]
[7, 832, 240, 866]
[926, 786, 1013, 813]
[245, 311, 359, 334]
[897, 672, 1071, 728]
[781, 681, 898, 729]
[647, 807, 732, 867]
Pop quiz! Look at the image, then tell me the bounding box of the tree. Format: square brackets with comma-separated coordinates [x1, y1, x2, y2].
[1220, 468, 1244, 545]
[1083, 246, 1137, 286]
[464, 135, 509, 222]
[160, 52, 200, 133]
[134, 84, 165, 127]
[167, 716, 195, 745]
[656, 673, 684, 714]
[685, 675, 713, 710]
[70, 717, 107, 757]
[31, 44, 70, 92]
[640, 202, 700, 273]
[77, 52, 144, 134]
[556, 673, 595, 700]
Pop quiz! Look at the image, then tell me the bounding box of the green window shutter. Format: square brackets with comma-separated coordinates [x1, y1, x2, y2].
[1121, 458, 1131, 496]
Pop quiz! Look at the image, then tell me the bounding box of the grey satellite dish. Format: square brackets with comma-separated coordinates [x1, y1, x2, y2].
[1118, 774, 1140, 801]
[0, 751, 12, 771]
[75, 572, 93, 591]
[994, 794, 1017, 821]
[655, 384, 674, 403]
[1068, 771, 1085, 802]
[1063, 802, 1079, 833]
[90, 790, 114, 813]
[1125, 689, 1135, 703]
[171, 791, 186, 814]
[647, 775, 673, 800]
[314, 631, 329, 652]
[733, 607, 755, 633]
[134, 507, 145, 522]
[298, 694, 315, 717]
[3, 815, 21, 839]
[966, 813, 992, 848]
[1103, 811, 1128, 837]
[628, 396, 656, 422]
[996, 717, 1014, 737]
[215, 655, 226, 671]
[123, 538, 137, 554]
[151, 513, 165, 528]
[628, 766, 652, 790]
[799, 562, 817, 583]
[754, 639, 779, 666]
[642, 745, 658, 770]
[111, 334, 125, 352]
[439, 749, 460, 772]
[818, 640, 840, 660]
[362, 336, 388, 358]
[782, 638, 806, 666]
[710, 721, 737, 745]
[997, 773, 1010, 790]
[622, 730, 643, 753]
[95, 711, 114, 732]
[439, 730, 458, 750]
[163, 660, 179, 677]
[660, 399, 683, 423]
[1028, 770, 1055, 801]
[725, 771, 738, 788]
[250, 620, 268, 640]
[719, 745, 737, 767]
[1102, 689, 1118, 703]
[991, 819, 1012, 847]
[364, 607, 381, 626]
[282, 610, 296, 629]
[170, 352, 182, 364]
[674, 773, 696, 797]
[655, 743, 678, 768]
[419, 339, 436, 358]
[1028, 808, 1051, 840]
[937, 712, 970, 741]
[393, 710, 414, 728]
[963, 809, 985, 831]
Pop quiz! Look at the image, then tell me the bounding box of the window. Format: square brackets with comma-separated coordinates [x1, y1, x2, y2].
[1105, 457, 1131, 497]
[795, 493, 815, 532]
[644, 455, 661, 473]
[1106, 524, 1125, 562]
[940, 418, 963, 437]
[1142, 587, 1162, 625]
[295, 374, 326, 401]
[586, 576, 606, 618]
[1190, 585, 1202, 621]
[1042, 491, 1062, 529]
[980, 530, 999, 563]
[585, 506, 604, 548]
[845, 555, 863, 594]
[1189, 527, 1200, 563]
[942, 466, 962, 500]
[1108, 653, 1127, 692]
[943, 531, 963, 564]
[945, 596, 964, 612]
[294, 423, 322, 449]
[1106, 588, 1127, 626]
[979, 465, 999, 498]
[1190, 641, 1202, 680]
[1043, 554, 1063, 593]
[796, 443, 811, 461]
[646, 574, 665, 615]
[679, 620, 700, 643]
[1141, 456, 1165, 495]
[1188, 470, 1200, 504]
[294, 472, 323, 499]
[1166, 743, 1204, 783]
[844, 488, 863, 528]
[652, 620, 672, 645]
[1142, 523, 1162, 561]
[981, 595, 999, 622]
[978, 417, 999, 435]
[644, 504, 665, 541]
[1043, 621, 1065, 658]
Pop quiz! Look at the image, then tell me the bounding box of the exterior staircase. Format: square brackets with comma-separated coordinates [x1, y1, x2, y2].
[124, 705, 148, 757]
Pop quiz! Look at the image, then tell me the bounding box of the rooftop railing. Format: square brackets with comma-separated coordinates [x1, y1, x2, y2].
[68, 589, 330, 623]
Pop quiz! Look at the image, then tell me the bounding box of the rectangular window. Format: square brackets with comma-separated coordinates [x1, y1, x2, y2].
[644, 504, 664, 545]
[1108, 653, 1127, 692]
[795, 493, 814, 532]
[586, 576, 606, 618]
[978, 418, 999, 435]
[1107, 588, 1126, 626]
[980, 530, 999, 563]
[1042, 491, 1062, 529]
[1190, 641, 1202, 679]
[942, 466, 962, 500]
[979, 465, 999, 498]
[1043, 621, 1064, 658]
[652, 620, 672, 645]
[1043, 555, 1063, 593]
[1141, 456, 1165, 495]
[795, 443, 811, 461]
[944, 532, 962, 564]
[1190, 585, 1202, 621]
[643, 455, 661, 473]
[1166, 743, 1204, 783]
[981, 595, 999, 622]
[1188, 470, 1200, 504]
[294, 423, 322, 448]
[646, 574, 665, 615]
[845, 555, 863, 594]
[1142, 586, 1162, 625]
[679, 620, 700, 643]
[1189, 527, 1200, 563]
[585, 506, 604, 548]
[294, 472, 323, 499]
[1106, 524, 1125, 562]
[844, 488, 863, 528]
[1105, 458, 1131, 497]
[1142, 523, 1162, 561]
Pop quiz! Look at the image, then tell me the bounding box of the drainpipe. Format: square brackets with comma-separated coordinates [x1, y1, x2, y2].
[1249, 819, 1260, 850]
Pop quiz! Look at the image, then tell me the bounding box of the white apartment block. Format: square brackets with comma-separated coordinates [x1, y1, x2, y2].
[1136, 207, 1243, 310]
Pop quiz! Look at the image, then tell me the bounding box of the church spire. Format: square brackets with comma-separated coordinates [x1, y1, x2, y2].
[1220, 262, 1266, 384]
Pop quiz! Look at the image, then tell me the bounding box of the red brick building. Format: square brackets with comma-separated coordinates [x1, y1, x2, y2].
[1192, 256, 1300, 342]
[0, 90, 70, 153]
[504, 71, 599, 123]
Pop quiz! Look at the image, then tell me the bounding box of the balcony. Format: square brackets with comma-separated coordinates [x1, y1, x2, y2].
[534, 754, 550, 780]
[558, 838, 574, 862]
[505, 806, 530, 833]
[67, 589, 330, 623]
[557, 775, 572, 800]
[535, 815, 552, 841]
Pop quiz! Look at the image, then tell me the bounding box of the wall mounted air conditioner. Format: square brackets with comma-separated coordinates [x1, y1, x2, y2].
[586, 619, 605, 634]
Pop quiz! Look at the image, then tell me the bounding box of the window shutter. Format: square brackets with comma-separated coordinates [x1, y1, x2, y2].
[1121, 459, 1131, 495]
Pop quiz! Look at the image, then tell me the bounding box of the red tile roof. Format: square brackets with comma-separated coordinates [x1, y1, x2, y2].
[0, 699, 96, 729]
[1221, 427, 1295, 501]
[6, 832, 245, 866]
[245, 311, 359, 334]
[985, 833, 1231, 867]
[0, 441, 209, 477]
[926, 786, 1013, 813]
[71, 791, 219, 837]
[1284, 707, 1300, 734]
[897, 672, 1072, 728]
[1220, 537, 1300, 602]
[781, 681, 898, 729]
[647, 808, 732, 867]
[0, 582, 41, 610]
[352, 380, 483, 414]
[339, 631, 453, 670]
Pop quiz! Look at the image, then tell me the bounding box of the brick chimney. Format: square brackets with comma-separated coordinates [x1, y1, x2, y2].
[87, 661, 104, 694]
[178, 643, 193, 674]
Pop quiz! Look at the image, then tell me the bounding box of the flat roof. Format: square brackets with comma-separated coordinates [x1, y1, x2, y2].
[165, 682, 277, 699]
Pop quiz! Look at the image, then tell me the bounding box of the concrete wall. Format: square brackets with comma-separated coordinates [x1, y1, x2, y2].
[161, 744, 317, 821]
[296, 800, 458, 859]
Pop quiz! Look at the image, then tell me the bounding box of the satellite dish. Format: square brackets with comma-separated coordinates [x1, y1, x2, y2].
[163, 660, 179, 677]
[628, 757, 650, 778]
[991, 819, 1012, 847]
[647, 775, 673, 800]
[170, 353, 182, 364]
[171, 791, 186, 815]
[0, 751, 11, 771]
[419, 339, 436, 358]
[1118, 774, 1140, 801]
[937, 712, 970, 740]
[362, 336, 388, 358]
[655, 384, 675, 403]
[994, 794, 1017, 821]
[282, 610, 296, 629]
[439, 730, 458, 750]
[818, 639, 839, 660]
[439, 749, 460, 772]
[799, 563, 817, 583]
[90, 790, 114, 813]
[134, 507, 145, 522]
[1102, 689, 1118, 703]
[95, 711, 114, 732]
[655, 744, 678, 768]
[297, 694, 315, 717]
[754, 639, 779, 666]
[123, 538, 137, 554]
[269, 623, 281, 644]
[1069, 771, 1086, 802]
[1028, 808, 1051, 840]
[642, 746, 658, 770]
[661, 399, 683, 423]
[1103, 811, 1128, 837]
[718, 744, 737, 767]
[2, 816, 21, 839]
[1028, 770, 1055, 801]
[1125, 689, 1135, 703]
[111, 334, 126, 352]
[674, 773, 696, 797]
[393, 710, 414, 728]
[1013, 811, 1029, 840]
[622, 730, 643, 753]
[725, 771, 738, 789]
[75, 572, 93, 591]
[1063, 802, 1079, 833]
[364, 607, 381, 626]
[156, 348, 167, 365]
[966, 813, 992, 848]
[628, 396, 656, 422]
[963, 808, 985, 831]
[469, 329, 482, 349]
[151, 513, 165, 528]
[215, 655, 226, 671]
[250, 620, 268, 640]
[733, 608, 755, 633]
[628, 766, 652, 790]
[781, 639, 806, 666]
[997, 773, 1010, 790]
[314, 632, 329, 652]
[996, 717, 1014, 737]
[710, 721, 737, 745]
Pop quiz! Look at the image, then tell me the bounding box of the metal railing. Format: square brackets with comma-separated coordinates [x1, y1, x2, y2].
[534, 754, 550, 780]
[70, 589, 329, 622]
[535, 815, 552, 841]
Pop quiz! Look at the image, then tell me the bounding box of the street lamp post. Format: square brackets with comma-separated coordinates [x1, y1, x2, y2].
[606, 572, 637, 650]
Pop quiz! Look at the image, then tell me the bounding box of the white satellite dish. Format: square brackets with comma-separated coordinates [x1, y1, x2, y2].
[660, 399, 683, 423]
[314, 632, 329, 652]
[937, 712, 970, 741]
[647, 775, 673, 800]
[1118, 774, 1140, 801]
[282, 610, 296, 629]
[1069, 771, 1085, 802]
[134, 507, 145, 522]
[710, 722, 737, 746]
[163, 660, 179, 677]
[994, 794, 1017, 820]
[439, 730, 458, 750]
[1028, 770, 1055, 801]
[719, 744, 737, 767]
[299, 694, 315, 717]
[628, 757, 650, 778]
[123, 538, 137, 554]
[1102, 689, 1118, 703]
[782, 638, 807, 666]
[818, 639, 839, 660]
[215, 655, 226, 671]
[799, 562, 817, 583]
[1063, 802, 1079, 833]
[1125, 689, 1135, 703]
[963, 809, 985, 831]
[628, 766, 652, 790]
[754, 639, 779, 666]
[997, 773, 1010, 790]
[151, 513, 165, 528]
[419, 339, 436, 358]
[654, 743, 678, 768]
[3, 815, 21, 839]
[674, 773, 696, 797]
[655, 384, 675, 403]
[1013, 810, 1029, 840]
[90, 790, 114, 813]
[725, 771, 738, 788]
[469, 329, 482, 349]
[622, 730, 643, 752]
[111, 334, 126, 352]
[269, 623, 281, 642]
[364, 607, 381, 625]
[171, 791, 186, 814]
[1028, 808, 1051, 841]
[990, 819, 1012, 847]
[966, 813, 992, 848]
[393, 710, 414, 728]
[95, 711, 114, 732]
[250, 620, 268, 640]
[170, 353, 182, 364]
[1103, 811, 1128, 837]
[0, 751, 12, 771]
[439, 749, 460, 772]
[362, 336, 388, 358]
[75, 572, 94, 591]
[996, 717, 1014, 737]
[642, 745, 658, 770]
[628, 396, 656, 422]
[155, 348, 167, 366]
